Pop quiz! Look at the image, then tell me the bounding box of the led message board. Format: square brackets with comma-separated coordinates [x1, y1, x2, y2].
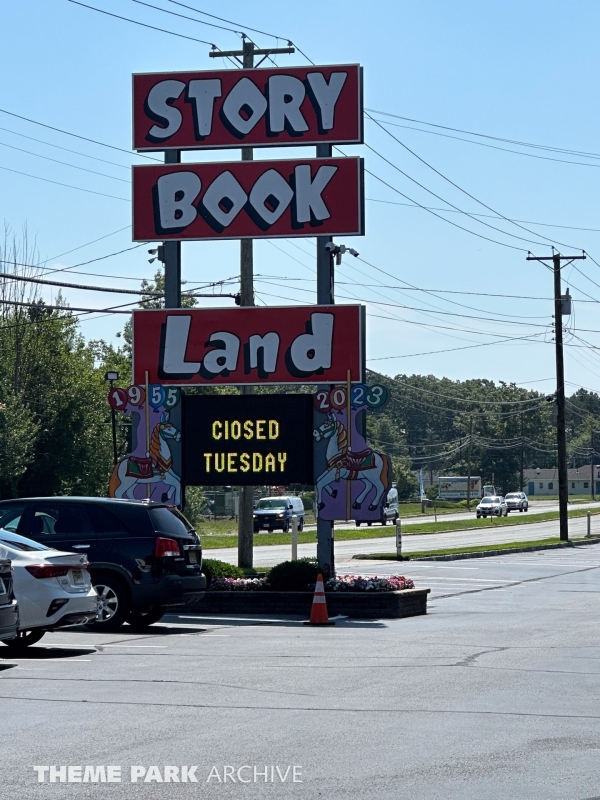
[182, 394, 314, 486]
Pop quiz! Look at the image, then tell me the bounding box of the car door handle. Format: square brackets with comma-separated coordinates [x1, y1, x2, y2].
[71, 544, 90, 549]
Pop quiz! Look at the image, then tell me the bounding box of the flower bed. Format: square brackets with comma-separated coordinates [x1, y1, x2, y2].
[324, 575, 415, 592]
[209, 577, 269, 591]
[208, 574, 415, 593]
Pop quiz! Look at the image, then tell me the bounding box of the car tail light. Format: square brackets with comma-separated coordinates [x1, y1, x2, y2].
[25, 563, 89, 579]
[155, 537, 180, 557]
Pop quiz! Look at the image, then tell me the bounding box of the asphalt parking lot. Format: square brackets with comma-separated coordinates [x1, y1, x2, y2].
[1, 546, 600, 800]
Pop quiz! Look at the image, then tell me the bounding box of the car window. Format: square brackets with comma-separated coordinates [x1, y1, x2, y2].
[0, 505, 26, 532]
[88, 506, 126, 534]
[148, 507, 193, 537]
[0, 530, 51, 552]
[20, 504, 88, 538]
[256, 499, 287, 510]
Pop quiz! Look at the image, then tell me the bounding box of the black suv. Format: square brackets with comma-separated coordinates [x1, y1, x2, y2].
[0, 498, 205, 631]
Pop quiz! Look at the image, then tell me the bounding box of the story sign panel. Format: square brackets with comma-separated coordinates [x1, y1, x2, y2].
[132, 157, 364, 241]
[182, 394, 314, 486]
[132, 64, 363, 151]
[132, 305, 364, 386]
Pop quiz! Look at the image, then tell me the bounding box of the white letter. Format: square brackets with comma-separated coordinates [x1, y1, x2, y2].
[157, 172, 201, 230]
[276, 766, 291, 782]
[164, 767, 179, 783]
[186, 79, 221, 137]
[130, 767, 146, 783]
[33, 767, 49, 783]
[144, 766, 163, 783]
[254, 766, 268, 782]
[147, 80, 185, 140]
[222, 77, 267, 135]
[249, 170, 293, 226]
[182, 766, 198, 783]
[268, 75, 308, 133]
[237, 766, 252, 783]
[161, 315, 200, 376]
[293, 766, 303, 783]
[107, 767, 121, 783]
[68, 767, 82, 783]
[294, 165, 337, 223]
[201, 171, 247, 229]
[49, 767, 66, 783]
[223, 766, 236, 783]
[248, 332, 280, 374]
[203, 332, 240, 375]
[289, 312, 334, 373]
[206, 766, 221, 783]
[306, 72, 347, 131]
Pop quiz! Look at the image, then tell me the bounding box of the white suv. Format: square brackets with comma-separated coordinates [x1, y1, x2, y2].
[476, 496, 508, 518]
[505, 492, 529, 513]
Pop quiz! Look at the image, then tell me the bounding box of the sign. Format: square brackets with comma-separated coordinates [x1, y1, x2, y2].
[132, 157, 364, 242]
[132, 305, 364, 386]
[313, 393, 392, 523]
[182, 395, 314, 486]
[438, 476, 481, 500]
[132, 64, 363, 151]
[107, 385, 183, 507]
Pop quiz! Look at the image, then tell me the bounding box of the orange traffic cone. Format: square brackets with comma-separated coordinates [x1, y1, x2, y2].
[304, 573, 335, 626]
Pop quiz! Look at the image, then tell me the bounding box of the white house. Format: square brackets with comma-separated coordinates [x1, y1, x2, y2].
[524, 466, 600, 497]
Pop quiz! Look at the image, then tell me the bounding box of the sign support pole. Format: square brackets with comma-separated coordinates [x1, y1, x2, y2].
[316, 142, 335, 577]
[163, 150, 181, 308]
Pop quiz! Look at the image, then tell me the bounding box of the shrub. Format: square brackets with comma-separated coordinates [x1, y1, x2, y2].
[210, 577, 268, 592]
[202, 558, 244, 588]
[267, 558, 320, 591]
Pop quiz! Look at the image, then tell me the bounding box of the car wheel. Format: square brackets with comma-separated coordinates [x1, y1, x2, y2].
[524, 505, 528, 512]
[355, 521, 361, 527]
[381, 517, 387, 526]
[298, 518, 304, 532]
[282, 521, 290, 533]
[476, 513, 481, 518]
[393, 514, 399, 524]
[519, 507, 523, 512]
[87, 574, 129, 632]
[367, 521, 372, 527]
[127, 606, 165, 630]
[253, 525, 259, 533]
[1, 629, 46, 649]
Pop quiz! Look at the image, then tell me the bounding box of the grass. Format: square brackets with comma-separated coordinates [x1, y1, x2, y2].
[200, 506, 600, 550]
[353, 536, 600, 560]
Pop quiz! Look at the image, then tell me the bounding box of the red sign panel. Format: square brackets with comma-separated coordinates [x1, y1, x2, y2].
[132, 64, 363, 151]
[132, 157, 364, 242]
[132, 305, 364, 386]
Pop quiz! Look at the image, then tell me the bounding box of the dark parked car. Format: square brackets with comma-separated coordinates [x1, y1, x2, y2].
[0, 498, 205, 632]
[0, 557, 18, 642]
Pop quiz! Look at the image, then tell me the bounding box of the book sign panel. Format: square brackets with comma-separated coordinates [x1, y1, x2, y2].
[133, 64, 363, 151]
[132, 157, 364, 242]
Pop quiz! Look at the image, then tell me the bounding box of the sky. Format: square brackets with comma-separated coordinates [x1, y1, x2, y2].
[2, 0, 600, 395]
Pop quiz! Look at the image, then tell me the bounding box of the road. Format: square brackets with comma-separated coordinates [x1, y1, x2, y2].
[209, 507, 600, 567]
[2, 547, 600, 799]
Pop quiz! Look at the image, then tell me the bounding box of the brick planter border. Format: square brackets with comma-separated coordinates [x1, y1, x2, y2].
[184, 588, 430, 619]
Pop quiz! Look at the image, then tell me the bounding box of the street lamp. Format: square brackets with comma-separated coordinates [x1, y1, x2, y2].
[105, 371, 120, 465]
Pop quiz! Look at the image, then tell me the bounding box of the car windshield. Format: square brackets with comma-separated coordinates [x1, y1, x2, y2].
[148, 507, 193, 536]
[256, 499, 287, 510]
[481, 498, 495, 504]
[0, 529, 51, 552]
[505, 494, 519, 499]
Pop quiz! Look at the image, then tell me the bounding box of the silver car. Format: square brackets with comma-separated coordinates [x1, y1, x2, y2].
[505, 492, 529, 513]
[476, 496, 508, 518]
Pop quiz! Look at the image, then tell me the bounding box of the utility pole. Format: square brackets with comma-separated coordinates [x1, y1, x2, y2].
[466, 417, 473, 510]
[210, 39, 294, 569]
[527, 249, 586, 541]
[591, 423, 595, 501]
[520, 412, 524, 493]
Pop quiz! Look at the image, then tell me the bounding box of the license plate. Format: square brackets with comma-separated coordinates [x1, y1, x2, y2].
[188, 550, 197, 564]
[262, 523, 269, 528]
[71, 569, 84, 585]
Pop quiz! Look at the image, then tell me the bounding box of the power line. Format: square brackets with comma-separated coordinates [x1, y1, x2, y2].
[0, 139, 129, 182]
[0, 164, 129, 201]
[68, 0, 218, 46]
[129, 0, 243, 35]
[166, 0, 292, 41]
[366, 112, 583, 252]
[0, 125, 131, 170]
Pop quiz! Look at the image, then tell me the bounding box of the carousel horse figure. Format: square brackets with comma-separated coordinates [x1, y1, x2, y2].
[313, 411, 389, 511]
[108, 412, 181, 505]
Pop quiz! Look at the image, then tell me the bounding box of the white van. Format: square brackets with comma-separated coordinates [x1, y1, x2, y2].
[355, 487, 399, 527]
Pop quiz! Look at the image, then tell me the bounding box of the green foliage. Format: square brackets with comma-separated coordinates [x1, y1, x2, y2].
[201, 558, 244, 588]
[392, 459, 419, 500]
[267, 558, 319, 591]
[425, 485, 439, 500]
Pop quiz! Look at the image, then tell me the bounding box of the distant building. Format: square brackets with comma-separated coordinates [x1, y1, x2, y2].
[524, 466, 600, 496]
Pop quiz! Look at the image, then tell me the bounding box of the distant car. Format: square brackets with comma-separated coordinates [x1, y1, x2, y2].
[505, 492, 529, 513]
[0, 556, 18, 642]
[356, 487, 399, 527]
[0, 529, 97, 649]
[253, 496, 305, 533]
[476, 496, 508, 518]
